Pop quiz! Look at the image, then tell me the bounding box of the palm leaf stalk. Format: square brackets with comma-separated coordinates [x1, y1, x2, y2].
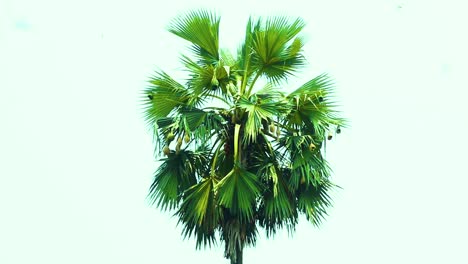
[142, 10, 346, 264]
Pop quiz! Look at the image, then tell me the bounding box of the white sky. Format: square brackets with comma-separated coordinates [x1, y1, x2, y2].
[1, 0, 467, 263]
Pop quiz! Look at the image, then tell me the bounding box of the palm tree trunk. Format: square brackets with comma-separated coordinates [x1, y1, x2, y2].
[224, 204, 245, 264]
[230, 245, 243, 264]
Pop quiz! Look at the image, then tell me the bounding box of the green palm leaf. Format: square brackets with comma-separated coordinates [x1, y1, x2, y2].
[217, 165, 262, 222]
[284, 74, 346, 139]
[147, 148, 210, 210]
[143, 71, 189, 125]
[168, 10, 220, 63]
[250, 17, 306, 83]
[237, 93, 289, 143]
[297, 180, 335, 226]
[259, 169, 297, 237]
[177, 177, 219, 248]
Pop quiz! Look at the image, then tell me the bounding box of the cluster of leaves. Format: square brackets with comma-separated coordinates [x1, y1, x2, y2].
[142, 9, 346, 262]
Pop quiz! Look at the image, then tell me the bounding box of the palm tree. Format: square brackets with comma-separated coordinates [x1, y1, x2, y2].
[142, 10, 346, 264]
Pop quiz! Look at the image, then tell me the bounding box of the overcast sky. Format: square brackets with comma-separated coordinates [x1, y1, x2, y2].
[1, 0, 467, 263]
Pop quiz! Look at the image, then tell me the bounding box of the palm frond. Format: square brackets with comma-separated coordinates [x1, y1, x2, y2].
[290, 150, 330, 188]
[216, 165, 262, 222]
[258, 167, 298, 237]
[147, 159, 180, 210]
[250, 17, 306, 83]
[168, 10, 220, 64]
[147, 148, 210, 210]
[237, 17, 257, 91]
[177, 177, 219, 248]
[220, 49, 237, 68]
[237, 94, 289, 143]
[179, 107, 227, 147]
[181, 55, 235, 102]
[143, 71, 189, 126]
[297, 179, 335, 226]
[285, 74, 346, 140]
[287, 73, 334, 98]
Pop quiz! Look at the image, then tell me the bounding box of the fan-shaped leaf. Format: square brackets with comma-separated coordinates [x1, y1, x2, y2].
[217, 165, 262, 222]
[168, 10, 220, 63]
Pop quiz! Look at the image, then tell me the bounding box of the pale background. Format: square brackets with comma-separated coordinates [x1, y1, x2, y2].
[1, 0, 467, 263]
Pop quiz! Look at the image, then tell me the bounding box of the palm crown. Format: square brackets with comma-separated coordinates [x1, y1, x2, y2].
[143, 10, 346, 264]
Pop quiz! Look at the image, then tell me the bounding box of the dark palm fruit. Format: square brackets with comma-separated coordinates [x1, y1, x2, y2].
[163, 146, 170, 156]
[224, 142, 230, 155]
[148, 94, 153, 100]
[336, 126, 341, 134]
[318, 96, 324, 102]
[269, 124, 276, 133]
[309, 142, 316, 151]
[327, 132, 333, 140]
[175, 137, 183, 154]
[167, 132, 175, 142]
[261, 120, 269, 132]
[184, 134, 190, 143]
[211, 75, 219, 89]
[231, 114, 237, 124]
